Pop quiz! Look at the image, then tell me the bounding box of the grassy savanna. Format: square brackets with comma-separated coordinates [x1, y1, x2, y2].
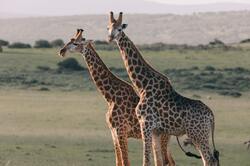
[0, 47, 250, 165]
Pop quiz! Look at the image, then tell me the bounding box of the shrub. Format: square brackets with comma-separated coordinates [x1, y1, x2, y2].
[218, 91, 242, 98]
[94, 40, 109, 45]
[240, 38, 250, 43]
[57, 58, 84, 71]
[50, 39, 65, 47]
[0, 46, 2, 52]
[0, 39, 9, 46]
[34, 40, 52, 48]
[39, 87, 50, 91]
[94, 41, 117, 50]
[191, 66, 199, 70]
[139, 42, 166, 51]
[37, 66, 51, 71]
[8, 42, 31, 48]
[208, 39, 225, 47]
[204, 66, 215, 71]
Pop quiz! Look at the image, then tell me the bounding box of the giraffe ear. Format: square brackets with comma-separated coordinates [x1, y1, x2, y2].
[121, 24, 128, 29]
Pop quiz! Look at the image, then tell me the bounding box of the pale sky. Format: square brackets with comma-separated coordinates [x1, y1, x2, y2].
[1, 0, 250, 17]
[146, 0, 250, 5]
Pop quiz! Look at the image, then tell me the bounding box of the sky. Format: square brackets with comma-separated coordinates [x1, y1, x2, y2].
[146, 0, 250, 4]
[1, 0, 250, 17]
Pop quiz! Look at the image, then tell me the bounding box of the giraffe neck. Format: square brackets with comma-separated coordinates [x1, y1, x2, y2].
[81, 44, 117, 103]
[116, 32, 171, 93]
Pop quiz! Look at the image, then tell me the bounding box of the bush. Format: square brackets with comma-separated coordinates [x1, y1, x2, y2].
[204, 66, 215, 71]
[8, 42, 31, 48]
[218, 91, 242, 98]
[94, 41, 117, 50]
[57, 58, 84, 71]
[208, 39, 225, 46]
[0, 39, 9, 46]
[50, 39, 65, 47]
[240, 38, 250, 43]
[0, 46, 2, 52]
[37, 66, 51, 71]
[39, 87, 50, 91]
[34, 40, 52, 48]
[94, 40, 109, 45]
[139, 42, 167, 51]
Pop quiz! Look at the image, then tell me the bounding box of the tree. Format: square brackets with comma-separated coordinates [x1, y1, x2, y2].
[34, 40, 52, 48]
[50, 39, 65, 47]
[8, 42, 31, 48]
[0, 39, 9, 46]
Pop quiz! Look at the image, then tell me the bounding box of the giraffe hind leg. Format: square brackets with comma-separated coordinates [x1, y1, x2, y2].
[194, 139, 217, 166]
[117, 129, 130, 166]
[160, 134, 175, 166]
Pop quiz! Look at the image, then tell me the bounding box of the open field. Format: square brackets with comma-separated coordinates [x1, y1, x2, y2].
[0, 90, 250, 166]
[0, 47, 250, 165]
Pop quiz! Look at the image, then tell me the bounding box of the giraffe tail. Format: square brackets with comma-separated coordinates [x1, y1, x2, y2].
[211, 118, 220, 165]
[176, 137, 201, 159]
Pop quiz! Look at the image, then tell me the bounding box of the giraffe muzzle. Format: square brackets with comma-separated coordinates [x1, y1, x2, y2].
[59, 48, 66, 57]
[107, 35, 114, 42]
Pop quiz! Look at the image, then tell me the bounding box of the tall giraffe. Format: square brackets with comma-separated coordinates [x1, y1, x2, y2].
[59, 29, 175, 166]
[107, 12, 220, 166]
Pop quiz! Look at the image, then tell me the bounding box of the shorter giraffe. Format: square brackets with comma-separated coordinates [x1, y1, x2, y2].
[59, 29, 175, 166]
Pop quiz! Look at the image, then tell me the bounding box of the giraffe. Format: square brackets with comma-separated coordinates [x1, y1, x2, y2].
[59, 29, 175, 166]
[107, 12, 220, 166]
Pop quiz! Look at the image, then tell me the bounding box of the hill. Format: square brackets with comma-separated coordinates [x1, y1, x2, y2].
[1, 11, 250, 45]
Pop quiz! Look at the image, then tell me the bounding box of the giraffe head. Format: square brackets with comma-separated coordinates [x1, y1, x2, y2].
[107, 11, 128, 42]
[59, 29, 91, 57]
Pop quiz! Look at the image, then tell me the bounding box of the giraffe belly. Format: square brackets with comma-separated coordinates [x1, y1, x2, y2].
[156, 117, 186, 136]
[159, 124, 185, 136]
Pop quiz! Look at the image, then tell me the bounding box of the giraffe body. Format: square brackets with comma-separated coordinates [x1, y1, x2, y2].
[59, 30, 175, 166]
[107, 12, 219, 166]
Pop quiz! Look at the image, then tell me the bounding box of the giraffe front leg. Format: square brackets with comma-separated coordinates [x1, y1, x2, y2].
[141, 122, 153, 166]
[152, 132, 163, 166]
[117, 130, 130, 166]
[160, 134, 175, 166]
[110, 129, 123, 166]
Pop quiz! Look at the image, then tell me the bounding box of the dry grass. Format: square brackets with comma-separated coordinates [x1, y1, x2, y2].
[0, 90, 249, 166]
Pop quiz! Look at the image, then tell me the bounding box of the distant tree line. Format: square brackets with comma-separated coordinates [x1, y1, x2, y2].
[93, 38, 247, 51]
[1, 37, 250, 52]
[80, 38, 250, 51]
[0, 39, 64, 50]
